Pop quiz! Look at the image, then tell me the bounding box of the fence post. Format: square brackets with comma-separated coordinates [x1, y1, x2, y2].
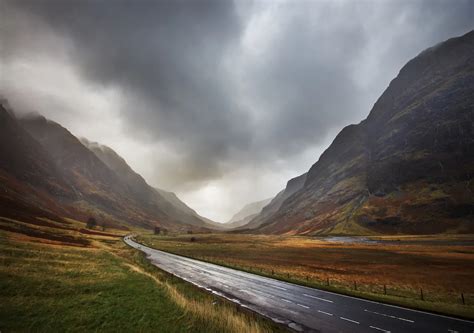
[461, 293, 465, 305]
[327, 277, 330, 286]
[354, 281, 357, 291]
[271, 269, 274, 275]
[384, 284, 387, 295]
[420, 288, 424, 301]
[287, 272, 290, 278]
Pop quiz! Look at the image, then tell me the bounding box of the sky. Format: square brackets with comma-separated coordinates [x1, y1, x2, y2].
[1, 0, 473, 222]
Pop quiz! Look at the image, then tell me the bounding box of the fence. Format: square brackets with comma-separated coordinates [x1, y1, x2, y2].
[198, 256, 472, 307]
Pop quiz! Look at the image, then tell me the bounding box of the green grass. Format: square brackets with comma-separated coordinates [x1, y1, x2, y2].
[0, 237, 192, 332]
[0, 225, 285, 333]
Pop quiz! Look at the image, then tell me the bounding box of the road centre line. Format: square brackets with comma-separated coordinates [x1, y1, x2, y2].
[364, 309, 414, 323]
[303, 293, 334, 303]
[340, 317, 360, 324]
[318, 310, 333, 316]
[127, 237, 474, 333]
[369, 325, 391, 332]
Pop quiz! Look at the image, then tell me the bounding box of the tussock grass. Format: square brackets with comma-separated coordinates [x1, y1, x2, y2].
[123, 262, 270, 333]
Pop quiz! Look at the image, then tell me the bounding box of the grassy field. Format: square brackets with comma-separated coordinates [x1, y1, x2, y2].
[0, 217, 284, 332]
[137, 233, 474, 319]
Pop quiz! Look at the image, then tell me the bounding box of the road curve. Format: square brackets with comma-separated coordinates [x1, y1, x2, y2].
[124, 236, 474, 333]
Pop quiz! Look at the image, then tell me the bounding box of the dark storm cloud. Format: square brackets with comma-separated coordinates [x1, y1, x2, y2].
[239, 2, 369, 154]
[6, 0, 250, 185]
[238, 0, 474, 155]
[3, 0, 474, 190]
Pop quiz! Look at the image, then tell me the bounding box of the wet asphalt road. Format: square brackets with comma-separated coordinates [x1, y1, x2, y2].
[124, 236, 474, 333]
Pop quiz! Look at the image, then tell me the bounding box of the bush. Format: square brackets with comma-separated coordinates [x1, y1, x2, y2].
[86, 217, 97, 229]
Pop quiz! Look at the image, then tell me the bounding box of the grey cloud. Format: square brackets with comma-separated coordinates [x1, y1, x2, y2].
[2, 0, 474, 194]
[237, 0, 474, 156]
[5, 0, 250, 187]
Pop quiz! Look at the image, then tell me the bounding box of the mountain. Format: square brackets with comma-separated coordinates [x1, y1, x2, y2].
[0, 104, 77, 225]
[225, 198, 272, 229]
[240, 173, 307, 230]
[252, 30, 474, 235]
[4, 112, 212, 231]
[81, 138, 221, 230]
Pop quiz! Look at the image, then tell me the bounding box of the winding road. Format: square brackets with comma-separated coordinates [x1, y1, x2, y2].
[124, 236, 474, 333]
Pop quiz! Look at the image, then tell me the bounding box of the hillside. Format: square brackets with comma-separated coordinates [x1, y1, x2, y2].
[81, 138, 221, 229]
[225, 198, 272, 229]
[19, 114, 168, 229]
[0, 104, 79, 226]
[241, 173, 307, 230]
[253, 30, 474, 235]
[0, 107, 215, 232]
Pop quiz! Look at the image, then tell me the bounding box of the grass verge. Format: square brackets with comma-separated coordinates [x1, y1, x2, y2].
[0, 218, 285, 332]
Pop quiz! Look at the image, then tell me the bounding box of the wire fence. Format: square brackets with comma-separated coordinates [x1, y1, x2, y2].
[198, 256, 473, 307]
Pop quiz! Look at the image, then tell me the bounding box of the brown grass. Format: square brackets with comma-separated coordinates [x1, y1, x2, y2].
[138, 233, 474, 318]
[123, 262, 269, 333]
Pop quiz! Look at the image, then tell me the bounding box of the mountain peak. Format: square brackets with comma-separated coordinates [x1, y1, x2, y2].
[250, 30, 474, 235]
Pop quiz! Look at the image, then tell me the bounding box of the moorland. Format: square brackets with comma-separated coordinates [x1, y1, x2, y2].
[137, 232, 474, 319]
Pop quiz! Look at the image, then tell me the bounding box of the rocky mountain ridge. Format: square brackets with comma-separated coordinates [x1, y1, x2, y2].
[0, 106, 215, 232]
[250, 30, 474, 235]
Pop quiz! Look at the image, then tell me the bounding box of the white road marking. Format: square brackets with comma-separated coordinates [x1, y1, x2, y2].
[364, 309, 414, 323]
[447, 330, 459, 333]
[398, 317, 415, 323]
[303, 294, 334, 303]
[294, 282, 474, 324]
[128, 238, 473, 332]
[340, 317, 360, 324]
[369, 325, 391, 333]
[318, 310, 333, 316]
[297, 303, 310, 309]
[272, 286, 287, 291]
[281, 298, 293, 303]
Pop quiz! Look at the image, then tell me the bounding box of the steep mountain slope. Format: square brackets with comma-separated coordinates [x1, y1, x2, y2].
[0, 104, 77, 224]
[240, 173, 307, 230]
[225, 198, 272, 229]
[81, 139, 221, 229]
[18, 115, 211, 231]
[255, 30, 474, 235]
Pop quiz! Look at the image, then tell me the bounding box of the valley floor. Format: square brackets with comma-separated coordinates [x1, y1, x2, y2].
[0, 218, 282, 332]
[136, 233, 474, 319]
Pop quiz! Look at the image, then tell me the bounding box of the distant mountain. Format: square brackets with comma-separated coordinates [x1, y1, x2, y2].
[225, 198, 272, 229]
[253, 30, 474, 235]
[19, 114, 158, 229]
[81, 138, 221, 229]
[240, 173, 307, 230]
[0, 110, 215, 232]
